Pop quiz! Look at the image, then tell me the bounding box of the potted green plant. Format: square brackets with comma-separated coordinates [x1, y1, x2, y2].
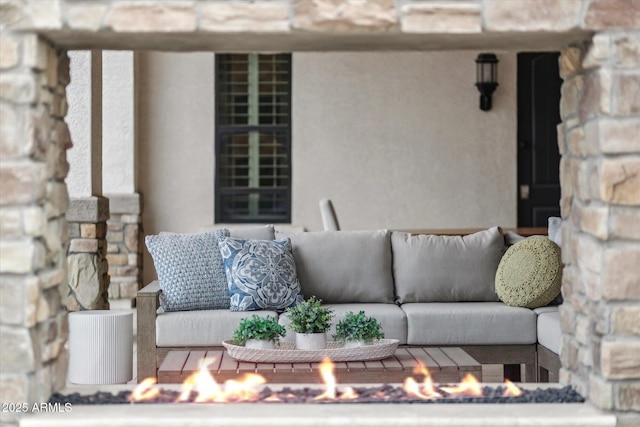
[285, 296, 334, 350]
[334, 311, 384, 347]
[232, 315, 287, 349]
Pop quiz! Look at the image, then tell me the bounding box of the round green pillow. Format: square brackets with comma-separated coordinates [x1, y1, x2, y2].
[495, 237, 562, 308]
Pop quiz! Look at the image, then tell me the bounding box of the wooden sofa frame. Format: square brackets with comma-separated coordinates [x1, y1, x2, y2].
[537, 344, 561, 382]
[137, 281, 555, 383]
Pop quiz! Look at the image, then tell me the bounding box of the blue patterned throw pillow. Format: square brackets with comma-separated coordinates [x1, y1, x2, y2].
[145, 229, 230, 312]
[218, 237, 304, 312]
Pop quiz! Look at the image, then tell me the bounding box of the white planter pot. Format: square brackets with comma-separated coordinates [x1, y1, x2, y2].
[245, 339, 276, 350]
[295, 332, 327, 350]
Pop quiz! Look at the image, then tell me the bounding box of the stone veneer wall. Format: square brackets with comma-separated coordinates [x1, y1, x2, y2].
[106, 193, 142, 306]
[0, 34, 71, 425]
[558, 31, 640, 423]
[65, 197, 109, 310]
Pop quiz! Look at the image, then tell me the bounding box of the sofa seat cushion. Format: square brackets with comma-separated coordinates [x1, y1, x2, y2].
[536, 307, 561, 354]
[392, 227, 504, 303]
[278, 303, 407, 345]
[156, 308, 279, 347]
[289, 230, 394, 303]
[533, 306, 559, 315]
[401, 302, 536, 345]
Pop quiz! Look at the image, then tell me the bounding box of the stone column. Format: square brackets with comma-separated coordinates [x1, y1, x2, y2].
[558, 31, 640, 425]
[64, 50, 110, 311]
[106, 194, 142, 306]
[0, 33, 71, 423]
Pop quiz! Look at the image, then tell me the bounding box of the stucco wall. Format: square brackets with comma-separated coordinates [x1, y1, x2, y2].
[135, 50, 517, 284]
[103, 51, 136, 194]
[66, 51, 101, 197]
[137, 52, 215, 236]
[292, 51, 517, 231]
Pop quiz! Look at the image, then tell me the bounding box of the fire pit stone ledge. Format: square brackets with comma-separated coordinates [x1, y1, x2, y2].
[19, 401, 617, 427]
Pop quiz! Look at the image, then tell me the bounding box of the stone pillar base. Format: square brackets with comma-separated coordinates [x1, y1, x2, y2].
[106, 193, 142, 306]
[66, 196, 110, 310]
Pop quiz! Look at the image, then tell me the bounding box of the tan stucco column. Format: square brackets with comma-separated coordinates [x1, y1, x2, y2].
[65, 50, 109, 310]
[102, 51, 142, 307]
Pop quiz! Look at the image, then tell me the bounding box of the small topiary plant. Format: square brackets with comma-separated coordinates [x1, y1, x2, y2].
[334, 311, 384, 344]
[285, 296, 334, 334]
[232, 315, 286, 346]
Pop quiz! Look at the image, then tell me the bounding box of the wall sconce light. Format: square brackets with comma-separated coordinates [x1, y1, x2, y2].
[475, 53, 499, 111]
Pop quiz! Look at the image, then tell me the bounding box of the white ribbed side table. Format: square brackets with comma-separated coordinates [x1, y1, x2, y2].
[67, 310, 133, 384]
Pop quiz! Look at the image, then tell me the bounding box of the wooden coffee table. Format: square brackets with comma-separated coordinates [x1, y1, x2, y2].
[158, 347, 481, 384]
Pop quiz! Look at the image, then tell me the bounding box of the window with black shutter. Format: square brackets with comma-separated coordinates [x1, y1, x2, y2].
[215, 53, 291, 223]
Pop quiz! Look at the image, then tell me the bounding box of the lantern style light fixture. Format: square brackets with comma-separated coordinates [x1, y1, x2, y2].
[475, 53, 499, 111]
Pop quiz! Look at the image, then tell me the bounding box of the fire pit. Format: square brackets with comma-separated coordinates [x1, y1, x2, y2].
[51, 382, 584, 406]
[17, 358, 616, 427]
[73, 357, 581, 405]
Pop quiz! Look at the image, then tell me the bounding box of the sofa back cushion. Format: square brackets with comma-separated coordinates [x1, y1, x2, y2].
[289, 230, 394, 303]
[392, 227, 504, 303]
[495, 236, 562, 309]
[146, 229, 231, 312]
[228, 224, 275, 240]
[218, 237, 304, 311]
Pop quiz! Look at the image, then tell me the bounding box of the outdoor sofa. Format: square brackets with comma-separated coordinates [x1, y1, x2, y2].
[137, 225, 563, 383]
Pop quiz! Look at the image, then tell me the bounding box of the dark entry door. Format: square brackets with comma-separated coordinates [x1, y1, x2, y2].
[517, 52, 562, 227]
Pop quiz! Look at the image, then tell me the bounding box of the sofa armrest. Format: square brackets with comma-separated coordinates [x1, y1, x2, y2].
[138, 280, 161, 298]
[137, 281, 161, 381]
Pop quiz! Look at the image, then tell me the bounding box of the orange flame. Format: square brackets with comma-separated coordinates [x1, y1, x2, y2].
[502, 379, 523, 397]
[129, 357, 266, 403]
[403, 377, 431, 399]
[264, 393, 282, 402]
[314, 357, 337, 400]
[339, 386, 358, 400]
[402, 363, 441, 399]
[374, 390, 387, 400]
[222, 374, 266, 401]
[440, 373, 483, 397]
[129, 377, 160, 402]
[129, 356, 510, 404]
[177, 357, 222, 402]
[415, 363, 440, 398]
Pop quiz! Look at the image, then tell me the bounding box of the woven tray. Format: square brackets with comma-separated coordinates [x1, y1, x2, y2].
[222, 339, 399, 363]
